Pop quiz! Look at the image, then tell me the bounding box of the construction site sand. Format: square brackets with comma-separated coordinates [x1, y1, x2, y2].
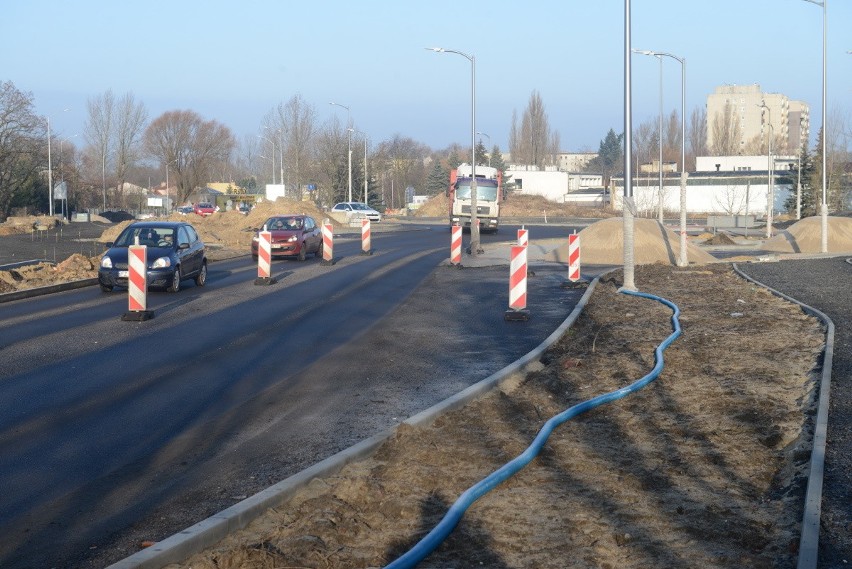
[762, 216, 852, 254]
[544, 218, 719, 266]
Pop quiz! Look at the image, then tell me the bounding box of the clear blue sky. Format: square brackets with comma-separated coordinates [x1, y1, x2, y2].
[3, 0, 851, 153]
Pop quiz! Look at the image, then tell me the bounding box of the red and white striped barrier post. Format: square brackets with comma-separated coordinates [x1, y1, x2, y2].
[122, 244, 154, 321]
[321, 222, 334, 265]
[505, 245, 530, 321]
[517, 226, 528, 247]
[361, 219, 372, 255]
[450, 224, 462, 266]
[254, 227, 277, 285]
[568, 231, 581, 282]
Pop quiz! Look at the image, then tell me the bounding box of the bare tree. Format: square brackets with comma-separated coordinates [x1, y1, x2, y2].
[113, 93, 148, 203]
[84, 90, 114, 208]
[508, 109, 519, 162]
[688, 107, 707, 170]
[0, 81, 43, 220]
[710, 101, 742, 156]
[664, 109, 682, 167]
[143, 110, 235, 205]
[275, 94, 317, 198]
[512, 90, 557, 168]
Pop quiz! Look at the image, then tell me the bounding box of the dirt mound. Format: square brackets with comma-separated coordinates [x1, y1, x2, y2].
[704, 232, 737, 245]
[762, 216, 852, 253]
[0, 215, 63, 236]
[0, 254, 100, 292]
[97, 198, 341, 250]
[412, 193, 615, 219]
[544, 217, 719, 265]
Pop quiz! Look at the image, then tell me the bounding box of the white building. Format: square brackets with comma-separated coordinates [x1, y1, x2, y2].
[506, 167, 605, 205]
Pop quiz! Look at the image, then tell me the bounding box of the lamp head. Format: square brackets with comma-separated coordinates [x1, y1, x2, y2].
[425, 47, 445, 53]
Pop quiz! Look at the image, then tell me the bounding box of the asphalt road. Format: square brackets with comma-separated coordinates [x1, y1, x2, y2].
[0, 222, 590, 568]
[736, 258, 852, 569]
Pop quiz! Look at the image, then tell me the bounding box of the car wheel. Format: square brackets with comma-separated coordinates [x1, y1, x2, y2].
[195, 262, 207, 287]
[100, 284, 113, 292]
[167, 266, 181, 293]
[297, 244, 307, 261]
[315, 239, 324, 258]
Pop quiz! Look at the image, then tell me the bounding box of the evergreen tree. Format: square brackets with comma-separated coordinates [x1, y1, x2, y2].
[475, 139, 489, 167]
[489, 145, 511, 196]
[587, 129, 624, 189]
[784, 141, 816, 216]
[448, 151, 462, 170]
[425, 161, 448, 196]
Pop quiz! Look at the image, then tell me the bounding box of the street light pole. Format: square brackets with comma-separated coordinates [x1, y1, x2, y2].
[427, 47, 480, 254]
[47, 116, 54, 217]
[634, 49, 687, 265]
[329, 102, 352, 202]
[802, 0, 828, 252]
[758, 103, 774, 239]
[257, 134, 275, 185]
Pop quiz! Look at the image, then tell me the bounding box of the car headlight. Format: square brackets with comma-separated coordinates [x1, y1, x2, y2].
[151, 256, 172, 269]
[287, 235, 298, 242]
[100, 256, 112, 269]
[251, 235, 259, 242]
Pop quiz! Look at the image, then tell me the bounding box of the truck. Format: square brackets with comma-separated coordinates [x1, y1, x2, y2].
[447, 163, 503, 232]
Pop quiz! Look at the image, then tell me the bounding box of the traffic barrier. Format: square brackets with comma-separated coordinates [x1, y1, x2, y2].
[517, 226, 528, 247]
[450, 224, 462, 266]
[121, 244, 153, 321]
[254, 228, 276, 285]
[568, 231, 581, 282]
[322, 223, 334, 265]
[504, 245, 530, 321]
[361, 219, 373, 255]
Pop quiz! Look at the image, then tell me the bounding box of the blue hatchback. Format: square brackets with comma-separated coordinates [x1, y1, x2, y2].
[98, 221, 207, 293]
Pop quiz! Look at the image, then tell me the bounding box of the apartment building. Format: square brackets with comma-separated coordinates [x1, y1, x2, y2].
[706, 84, 809, 155]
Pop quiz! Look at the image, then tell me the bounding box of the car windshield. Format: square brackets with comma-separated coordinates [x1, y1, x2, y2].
[455, 181, 499, 202]
[350, 203, 371, 211]
[114, 226, 176, 247]
[267, 217, 302, 230]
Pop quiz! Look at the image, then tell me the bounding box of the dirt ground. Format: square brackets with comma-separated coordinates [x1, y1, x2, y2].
[160, 263, 824, 569]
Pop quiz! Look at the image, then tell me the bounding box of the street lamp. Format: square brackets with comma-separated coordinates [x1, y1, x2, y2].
[266, 126, 285, 193]
[329, 102, 352, 202]
[632, 49, 665, 223]
[476, 131, 491, 166]
[758, 103, 774, 239]
[802, 0, 828, 252]
[427, 46, 481, 254]
[46, 116, 54, 217]
[257, 134, 275, 184]
[634, 49, 687, 266]
[352, 130, 369, 203]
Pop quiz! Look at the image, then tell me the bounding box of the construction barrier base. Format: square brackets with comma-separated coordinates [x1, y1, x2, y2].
[503, 308, 530, 322]
[560, 279, 588, 289]
[321, 259, 336, 266]
[254, 276, 278, 286]
[360, 249, 374, 256]
[121, 310, 154, 322]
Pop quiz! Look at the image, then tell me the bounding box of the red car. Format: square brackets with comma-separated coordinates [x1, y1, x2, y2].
[193, 202, 216, 216]
[251, 215, 323, 261]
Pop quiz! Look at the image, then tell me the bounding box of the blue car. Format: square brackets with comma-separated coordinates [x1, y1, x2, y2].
[98, 221, 207, 293]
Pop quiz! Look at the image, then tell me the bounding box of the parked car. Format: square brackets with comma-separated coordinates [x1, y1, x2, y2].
[176, 205, 194, 215]
[251, 215, 322, 261]
[331, 201, 382, 222]
[193, 202, 216, 216]
[98, 221, 207, 293]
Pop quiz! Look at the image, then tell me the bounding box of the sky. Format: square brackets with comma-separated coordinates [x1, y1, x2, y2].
[3, 0, 851, 154]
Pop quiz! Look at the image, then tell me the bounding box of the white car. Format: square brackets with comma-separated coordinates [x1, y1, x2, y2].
[331, 202, 382, 222]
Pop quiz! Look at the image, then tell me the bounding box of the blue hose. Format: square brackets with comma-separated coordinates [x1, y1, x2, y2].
[383, 289, 682, 569]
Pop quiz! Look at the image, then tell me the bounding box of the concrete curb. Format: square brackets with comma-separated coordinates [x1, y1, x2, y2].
[0, 278, 99, 303]
[105, 275, 601, 569]
[733, 263, 834, 569]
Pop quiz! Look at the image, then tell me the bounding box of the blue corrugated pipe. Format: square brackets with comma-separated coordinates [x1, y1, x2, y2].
[384, 289, 681, 569]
